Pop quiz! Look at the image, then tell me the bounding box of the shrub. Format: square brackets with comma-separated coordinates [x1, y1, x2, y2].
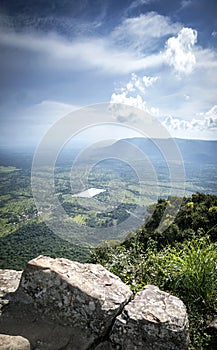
[164, 237, 217, 311]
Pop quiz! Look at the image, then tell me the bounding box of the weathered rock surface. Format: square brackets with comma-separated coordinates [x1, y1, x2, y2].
[0, 269, 22, 314]
[18, 256, 132, 338]
[0, 257, 190, 350]
[0, 269, 22, 296]
[109, 284, 189, 350]
[0, 334, 30, 350]
[0, 256, 132, 349]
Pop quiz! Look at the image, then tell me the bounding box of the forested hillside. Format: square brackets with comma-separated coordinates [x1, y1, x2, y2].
[90, 192, 217, 350]
[0, 221, 90, 270]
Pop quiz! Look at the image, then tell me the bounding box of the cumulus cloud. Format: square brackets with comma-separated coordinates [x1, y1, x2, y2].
[111, 91, 147, 111]
[142, 75, 159, 87]
[204, 105, 217, 129]
[124, 73, 158, 94]
[163, 105, 217, 135]
[163, 115, 192, 130]
[165, 27, 197, 74]
[110, 73, 159, 116]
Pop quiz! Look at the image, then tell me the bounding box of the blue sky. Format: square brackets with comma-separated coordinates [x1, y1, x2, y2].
[0, 0, 217, 147]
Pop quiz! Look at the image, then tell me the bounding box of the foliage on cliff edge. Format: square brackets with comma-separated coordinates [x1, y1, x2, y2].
[90, 192, 217, 350]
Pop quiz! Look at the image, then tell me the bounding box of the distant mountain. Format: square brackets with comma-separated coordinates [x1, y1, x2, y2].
[95, 138, 217, 165]
[173, 138, 217, 163]
[27, 137, 216, 168]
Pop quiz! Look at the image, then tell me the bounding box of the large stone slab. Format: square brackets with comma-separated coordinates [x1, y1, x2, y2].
[17, 256, 132, 341]
[109, 284, 189, 350]
[0, 334, 30, 350]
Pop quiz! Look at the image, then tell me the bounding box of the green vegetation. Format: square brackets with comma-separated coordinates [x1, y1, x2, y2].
[0, 221, 90, 270]
[90, 192, 217, 350]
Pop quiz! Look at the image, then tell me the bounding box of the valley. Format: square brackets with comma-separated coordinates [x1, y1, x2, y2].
[0, 138, 217, 269]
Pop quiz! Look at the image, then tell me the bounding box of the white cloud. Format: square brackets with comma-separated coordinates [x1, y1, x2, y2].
[165, 27, 197, 74]
[110, 91, 147, 111]
[111, 67, 217, 139]
[212, 31, 217, 37]
[163, 115, 192, 130]
[180, 0, 193, 9]
[162, 105, 217, 139]
[128, 0, 156, 9]
[111, 12, 181, 51]
[0, 30, 164, 74]
[0, 16, 202, 77]
[111, 73, 159, 115]
[108, 24, 217, 129]
[195, 47, 217, 70]
[125, 73, 158, 94]
[203, 105, 217, 129]
[142, 75, 158, 87]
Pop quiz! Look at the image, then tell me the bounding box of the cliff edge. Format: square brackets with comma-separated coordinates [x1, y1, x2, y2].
[0, 256, 189, 350]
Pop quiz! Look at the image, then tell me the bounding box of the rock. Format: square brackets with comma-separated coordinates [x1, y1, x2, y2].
[0, 269, 22, 314]
[17, 255, 132, 343]
[0, 334, 30, 350]
[207, 316, 217, 335]
[0, 270, 22, 296]
[0, 259, 190, 350]
[109, 285, 189, 350]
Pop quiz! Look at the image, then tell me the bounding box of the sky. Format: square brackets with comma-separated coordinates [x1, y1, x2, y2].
[0, 0, 217, 147]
